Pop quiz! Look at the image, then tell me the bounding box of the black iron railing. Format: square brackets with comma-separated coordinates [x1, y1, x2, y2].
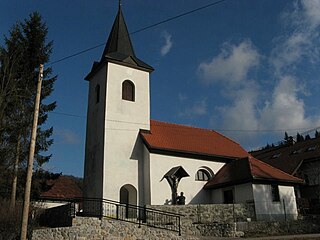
[38, 197, 183, 236]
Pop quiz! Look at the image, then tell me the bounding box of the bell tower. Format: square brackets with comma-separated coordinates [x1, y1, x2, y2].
[83, 4, 153, 203]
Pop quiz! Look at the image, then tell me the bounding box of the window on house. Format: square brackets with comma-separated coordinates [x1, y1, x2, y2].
[223, 189, 234, 204]
[271, 185, 280, 202]
[306, 146, 316, 152]
[291, 149, 302, 155]
[195, 169, 211, 181]
[271, 153, 281, 159]
[95, 84, 100, 103]
[122, 80, 135, 101]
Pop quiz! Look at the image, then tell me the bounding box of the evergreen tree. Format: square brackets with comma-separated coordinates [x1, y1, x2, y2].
[305, 134, 311, 140]
[0, 12, 56, 204]
[284, 132, 289, 142]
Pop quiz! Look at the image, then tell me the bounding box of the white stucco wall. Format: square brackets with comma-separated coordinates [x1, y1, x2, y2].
[83, 64, 107, 199]
[84, 61, 151, 207]
[210, 183, 253, 204]
[253, 184, 298, 221]
[147, 151, 225, 205]
[210, 183, 298, 221]
[102, 63, 150, 204]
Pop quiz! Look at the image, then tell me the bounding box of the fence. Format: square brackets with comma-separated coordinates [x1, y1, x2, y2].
[39, 197, 183, 236]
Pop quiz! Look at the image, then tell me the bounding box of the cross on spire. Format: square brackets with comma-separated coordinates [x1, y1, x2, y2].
[119, 0, 122, 8]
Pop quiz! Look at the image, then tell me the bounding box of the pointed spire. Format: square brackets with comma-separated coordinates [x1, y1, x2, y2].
[85, 4, 153, 80]
[101, 4, 135, 59]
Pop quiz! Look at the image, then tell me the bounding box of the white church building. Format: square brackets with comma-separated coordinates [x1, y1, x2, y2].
[83, 5, 303, 220]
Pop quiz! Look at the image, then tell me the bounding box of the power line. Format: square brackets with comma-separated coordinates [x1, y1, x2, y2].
[50, 111, 85, 118]
[49, 111, 320, 134]
[47, 0, 230, 66]
[129, 0, 229, 35]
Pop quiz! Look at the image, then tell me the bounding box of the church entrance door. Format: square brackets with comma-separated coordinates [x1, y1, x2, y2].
[120, 184, 137, 218]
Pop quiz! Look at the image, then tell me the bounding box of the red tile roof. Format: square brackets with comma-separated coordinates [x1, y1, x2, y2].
[140, 120, 249, 160]
[250, 137, 320, 175]
[40, 175, 83, 199]
[205, 156, 303, 189]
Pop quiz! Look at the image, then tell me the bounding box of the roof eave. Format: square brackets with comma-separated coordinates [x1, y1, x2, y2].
[85, 58, 154, 81]
[204, 178, 253, 190]
[252, 177, 304, 186]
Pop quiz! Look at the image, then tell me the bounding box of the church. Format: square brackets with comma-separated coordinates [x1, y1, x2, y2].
[83, 5, 302, 220]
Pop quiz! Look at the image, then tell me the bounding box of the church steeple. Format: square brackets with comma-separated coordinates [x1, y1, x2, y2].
[85, 4, 153, 80]
[101, 4, 135, 60]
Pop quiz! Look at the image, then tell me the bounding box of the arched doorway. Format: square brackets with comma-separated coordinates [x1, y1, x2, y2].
[120, 184, 137, 218]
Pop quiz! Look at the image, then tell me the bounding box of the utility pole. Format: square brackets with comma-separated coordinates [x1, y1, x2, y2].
[20, 64, 43, 240]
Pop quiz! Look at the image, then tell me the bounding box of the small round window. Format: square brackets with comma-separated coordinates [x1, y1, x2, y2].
[195, 169, 211, 181]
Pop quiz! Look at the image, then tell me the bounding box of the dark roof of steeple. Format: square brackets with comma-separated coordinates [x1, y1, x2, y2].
[101, 6, 135, 60]
[85, 5, 153, 80]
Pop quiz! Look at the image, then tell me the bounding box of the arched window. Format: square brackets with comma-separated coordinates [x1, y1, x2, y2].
[95, 84, 100, 103]
[195, 169, 212, 181]
[122, 80, 135, 101]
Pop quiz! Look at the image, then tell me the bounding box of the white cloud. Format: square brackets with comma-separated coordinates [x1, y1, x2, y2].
[179, 99, 207, 118]
[198, 40, 260, 84]
[178, 93, 187, 102]
[217, 84, 259, 143]
[302, 0, 320, 28]
[270, 0, 320, 74]
[204, 1, 320, 147]
[259, 76, 313, 131]
[160, 31, 173, 56]
[58, 129, 80, 145]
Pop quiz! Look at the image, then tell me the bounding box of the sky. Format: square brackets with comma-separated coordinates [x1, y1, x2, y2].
[1, 0, 320, 177]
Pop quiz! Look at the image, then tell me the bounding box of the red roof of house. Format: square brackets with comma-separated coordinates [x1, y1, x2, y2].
[40, 175, 83, 199]
[140, 120, 249, 160]
[250, 137, 320, 175]
[205, 156, 303, 189]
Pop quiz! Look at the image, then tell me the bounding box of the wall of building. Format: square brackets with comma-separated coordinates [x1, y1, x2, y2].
[210, 183, 254, 204]
[83, 64, 107, 199]
[252, 184, 298, 221]
[148, 152, 225, 205]
[102, 62, 150, 204]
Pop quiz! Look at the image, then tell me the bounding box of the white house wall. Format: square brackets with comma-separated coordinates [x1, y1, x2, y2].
[148, 152, 225, 205]
[235, 183, 254, 203]
[252, 184, 298, 221]
[210, 183, 253, 204]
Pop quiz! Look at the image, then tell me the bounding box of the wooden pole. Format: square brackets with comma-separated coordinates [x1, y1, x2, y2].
[20, 64, 43, 240]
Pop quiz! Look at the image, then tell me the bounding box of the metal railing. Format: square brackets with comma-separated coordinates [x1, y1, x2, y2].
[38, 197, 183, 236]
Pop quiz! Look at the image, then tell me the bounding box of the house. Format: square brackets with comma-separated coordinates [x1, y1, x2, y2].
[39, 175, 83, 208]
[82, 4, 302, 220]
[204, 156, 303, 220]
[251, 136, 320, 213]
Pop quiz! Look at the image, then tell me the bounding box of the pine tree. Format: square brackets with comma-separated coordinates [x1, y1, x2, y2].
[0, 12, 56, 205]
[284, 132, 289, 142]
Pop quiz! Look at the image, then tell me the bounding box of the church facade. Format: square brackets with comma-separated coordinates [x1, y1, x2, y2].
[83, 5, 302, 220]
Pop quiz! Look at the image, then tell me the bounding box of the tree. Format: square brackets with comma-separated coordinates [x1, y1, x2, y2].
[284, 132, 289, 142]
[0, 12, 56, 207]
[296, 132, 304, 142]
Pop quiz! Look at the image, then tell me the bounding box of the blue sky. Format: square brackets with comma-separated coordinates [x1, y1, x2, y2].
[1, 0, 320, 177]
